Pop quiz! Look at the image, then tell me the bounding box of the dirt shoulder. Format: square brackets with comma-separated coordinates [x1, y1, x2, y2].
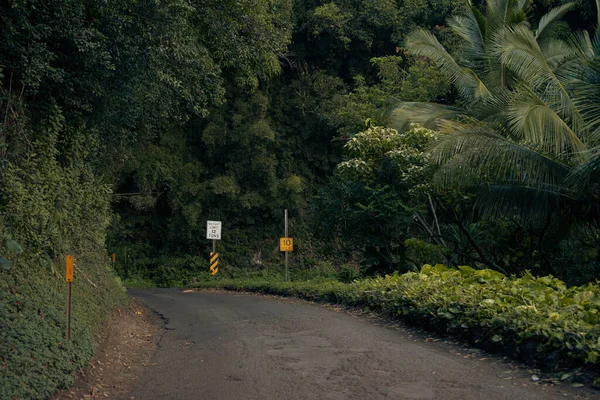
[50, 299, 163, 400]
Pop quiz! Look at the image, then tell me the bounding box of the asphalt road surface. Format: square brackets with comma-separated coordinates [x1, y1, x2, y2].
[128, 289, 591, 400]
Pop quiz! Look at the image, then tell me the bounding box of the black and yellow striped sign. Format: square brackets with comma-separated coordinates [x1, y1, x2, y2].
[209, 252, 219, 275]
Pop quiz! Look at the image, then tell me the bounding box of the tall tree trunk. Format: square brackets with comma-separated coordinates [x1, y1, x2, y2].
[456, 220, 504, 273]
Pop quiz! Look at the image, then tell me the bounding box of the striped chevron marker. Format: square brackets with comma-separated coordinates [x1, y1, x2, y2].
[210, 252, 219, 275]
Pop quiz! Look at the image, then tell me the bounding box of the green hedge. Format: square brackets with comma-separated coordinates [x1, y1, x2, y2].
[194, 264, 600, 371]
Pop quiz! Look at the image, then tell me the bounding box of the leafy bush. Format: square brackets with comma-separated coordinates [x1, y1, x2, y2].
[194, 265, 600, 371]
[119, 255, 210, 288]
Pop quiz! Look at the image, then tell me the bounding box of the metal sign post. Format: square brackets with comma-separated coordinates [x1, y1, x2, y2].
[207, 221, 221, 275]
[279, 211, 293, 281]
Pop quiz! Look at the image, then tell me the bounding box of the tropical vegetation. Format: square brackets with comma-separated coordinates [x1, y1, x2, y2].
[3, 0, 600, 396]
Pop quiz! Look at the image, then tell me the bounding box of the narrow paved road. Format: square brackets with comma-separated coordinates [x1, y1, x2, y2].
[128, 289, 590, 400]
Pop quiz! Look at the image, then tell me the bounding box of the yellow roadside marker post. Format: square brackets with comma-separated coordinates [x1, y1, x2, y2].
[65, 255, 73, 341]
[207, 221, 222, 275]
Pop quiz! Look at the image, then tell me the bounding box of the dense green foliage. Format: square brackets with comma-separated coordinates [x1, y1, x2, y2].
[382, 0, 600, 281]
[0, 0, 295, 397]
[300, 0, 600, 284]
[106, 0, 464, 284]
[194, 265, 600, 372]
[4, 0, 600, 395]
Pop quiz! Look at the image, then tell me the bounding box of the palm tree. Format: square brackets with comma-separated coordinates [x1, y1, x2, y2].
[389, 0, 600, 220]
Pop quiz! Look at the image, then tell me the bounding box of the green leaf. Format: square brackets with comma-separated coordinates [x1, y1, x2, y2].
[38, 251, 55, 274]
[491, 334, 503, 342]
[6, 239, 22, 255]
[438, 311, 454, 319]
[0, 256, 12, 270]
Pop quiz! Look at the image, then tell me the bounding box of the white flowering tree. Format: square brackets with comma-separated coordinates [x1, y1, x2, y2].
[312, 122, 452, 274]
[337, 122, 437, 187]
[319, 122, 509, 273]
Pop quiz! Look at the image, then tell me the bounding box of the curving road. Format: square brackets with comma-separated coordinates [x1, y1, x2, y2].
[128, 289, 591, 400]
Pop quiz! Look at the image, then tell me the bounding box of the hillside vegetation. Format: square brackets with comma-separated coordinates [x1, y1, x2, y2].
[0, 105, 128, 397]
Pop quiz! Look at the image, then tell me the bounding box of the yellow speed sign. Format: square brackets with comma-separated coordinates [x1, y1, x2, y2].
[279, 238, 293, 252]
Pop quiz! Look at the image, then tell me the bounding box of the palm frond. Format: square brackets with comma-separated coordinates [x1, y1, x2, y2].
[470, 184, 567, 219]
[572, 59, 600, 140]
[406, 28, 490, 104]
[486, 0, 510, 29]
[387, 102, 464, 132]
[472, 81, 513, 121]
[494, 25, 585, 132]
[486, 0, 527, 33]
[541, 37, 585, 71]
[535, 3, 575, 42]
[431, 119, 572, 190]
[516, 0, 530, 14]
[507, 87, 588, 159]
[592, 31, 600, 56]
[576, 31, 595, 58]
[568, 147, 600, 189]
[470, 4, 488, 41]
[448, 13, 485, 65]
[430, 119, 573, 217]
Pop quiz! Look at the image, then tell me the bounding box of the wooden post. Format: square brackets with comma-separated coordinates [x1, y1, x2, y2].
[65, 255, 73, 341]
[66, 282, 72, 341]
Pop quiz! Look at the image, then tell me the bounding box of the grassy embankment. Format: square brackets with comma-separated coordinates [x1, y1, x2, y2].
[0, 250, 127, 399]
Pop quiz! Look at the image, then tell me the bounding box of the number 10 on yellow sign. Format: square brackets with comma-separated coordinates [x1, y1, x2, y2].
[279, 238, 293, 252]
